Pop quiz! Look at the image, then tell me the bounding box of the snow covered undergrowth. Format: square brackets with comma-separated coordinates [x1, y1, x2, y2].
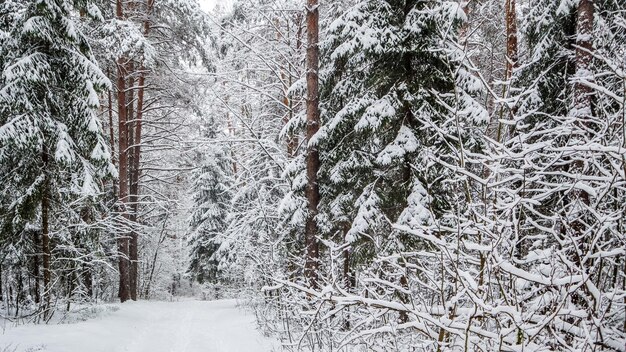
[0, 299, 277, 352]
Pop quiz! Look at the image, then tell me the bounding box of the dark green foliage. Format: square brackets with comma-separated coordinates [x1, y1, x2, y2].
[186, 145, 232, 284]
[313, 0, 486, 264]
[0, 0, 114, 310]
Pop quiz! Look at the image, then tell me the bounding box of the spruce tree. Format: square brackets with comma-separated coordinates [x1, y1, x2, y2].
[316, 0, 486, 284]
[187, 142, 233, 285]
[0, 0, 113, 314]
[280, 0, 489, 346]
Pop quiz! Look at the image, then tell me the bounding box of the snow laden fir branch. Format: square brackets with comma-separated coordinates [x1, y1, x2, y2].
[0, 0, 214, 321]
[233, 0, 626, 351]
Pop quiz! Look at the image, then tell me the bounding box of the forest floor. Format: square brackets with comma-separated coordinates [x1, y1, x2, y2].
[0, 299, 277, 352]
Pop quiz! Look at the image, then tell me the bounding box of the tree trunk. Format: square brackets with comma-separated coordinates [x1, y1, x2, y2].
[144, 217, 168, 299]
[106, 68, 119, 207]
[342, 223, 352, 330]
[304, 0, 320, 290]
[117, 57, 130, 303]
[116, 0, 130, 303]
[41, 149, 51, 319]
[289, 13, 303, 156]
[489, 0, 519, 144]
[83, 262, 93, 299]
[623, 259, 625, 334]
[114, 0, 134, 303]
[32, 229, 41, 304]
[108, 70, 116, 167]
[66, 268, 75, 312]
[571, 0, 593, 228]
[128, 75, 141, 301]
[277, 18, 298, 157]
[226, 109, 239, 174]
[505, 0, 518, 80]
[342, 223, 352, 291]
[128, 0, 154, 301]
[566, 0, 595, 337]
[126, 61, 138, 301]
[573, 0, 593, 117]
[117, 67, 131, 303]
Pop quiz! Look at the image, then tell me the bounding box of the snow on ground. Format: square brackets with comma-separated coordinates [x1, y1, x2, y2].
[0, 299, 277, 352]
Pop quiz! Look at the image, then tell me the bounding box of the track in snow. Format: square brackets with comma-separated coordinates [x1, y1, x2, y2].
[1, 299, 276, 352]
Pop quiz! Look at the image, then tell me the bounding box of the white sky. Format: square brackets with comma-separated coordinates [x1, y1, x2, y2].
[198, 0, 231, 12]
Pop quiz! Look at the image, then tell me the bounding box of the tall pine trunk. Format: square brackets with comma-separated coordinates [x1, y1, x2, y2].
[505, 0, 518, 80]
[116, 0, 131, 304]
[126, 61, 138, 301]
[32, 229, 40, 304]
[128, 73, 142, 301]
[41, 149, 51, 319]
[304, 0, 320, 290]
[117, 59, 130, 303]
[128, 0, 154, 301]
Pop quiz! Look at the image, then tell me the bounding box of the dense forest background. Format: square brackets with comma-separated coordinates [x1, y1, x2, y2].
[1, 0, 625, 351]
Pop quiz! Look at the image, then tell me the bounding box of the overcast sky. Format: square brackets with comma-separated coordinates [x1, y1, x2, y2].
[198, 0, 231, 12]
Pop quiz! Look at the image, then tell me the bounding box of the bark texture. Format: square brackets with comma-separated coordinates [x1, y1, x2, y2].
[116, 0, 130, 304]
[304, 0, 320, 289]
[128, 0, 154, 300]
[41, 149, 51, 318]
[505, 0, 518, 78]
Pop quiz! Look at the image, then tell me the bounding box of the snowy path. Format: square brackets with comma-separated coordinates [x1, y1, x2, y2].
[1, 299, 277, 352]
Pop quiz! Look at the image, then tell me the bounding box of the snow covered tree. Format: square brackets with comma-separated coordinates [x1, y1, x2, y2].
[200, 0, 304, 291]
[277, 0, 491, 348]
[1, 0, 623, 349]
[0, 0, 113, 316]
[83, 0, 211, 301]
[485, 0, 626, 349]
[187, 139, 233, 285]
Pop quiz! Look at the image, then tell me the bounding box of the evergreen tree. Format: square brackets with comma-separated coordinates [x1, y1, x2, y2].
[207, 0, 301, 291]
[280, 0, 489, 347]
[0, 0, 113, 314]
[187, 139, 233, 285]
[317, 0, 486, 287]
